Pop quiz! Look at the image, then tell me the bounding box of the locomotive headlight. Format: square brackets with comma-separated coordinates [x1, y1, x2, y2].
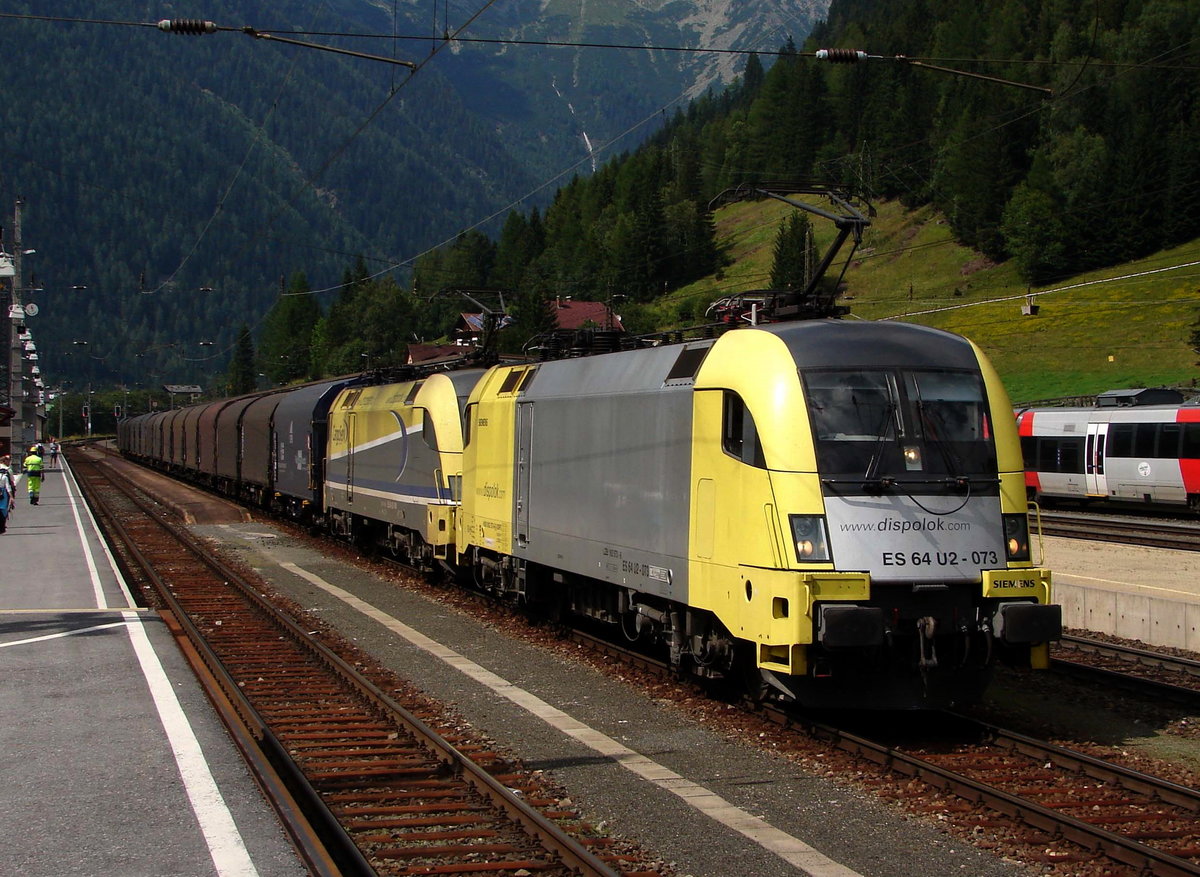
[1003, 513, 1031, 562]
[903, 445, 922, 470]
[789, 515, 831, 563]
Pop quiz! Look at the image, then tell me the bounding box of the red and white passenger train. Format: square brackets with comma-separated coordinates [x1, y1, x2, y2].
[1017, 388, 1200, 511]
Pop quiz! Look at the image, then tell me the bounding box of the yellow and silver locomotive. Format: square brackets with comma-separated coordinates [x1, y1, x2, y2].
[457, 320, 1059, 709]
[119, 316, 1060, 709]
[325, 370, 485, 571]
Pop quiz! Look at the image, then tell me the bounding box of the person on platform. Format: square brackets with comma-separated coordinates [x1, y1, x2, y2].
[0, 456, 14, 532]
[48, 440, 60, 468]
[23, 445, 43, 505]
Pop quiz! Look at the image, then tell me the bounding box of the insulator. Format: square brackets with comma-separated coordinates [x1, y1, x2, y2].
[816, 48, 868, 64]
[157, 19, 217, 35]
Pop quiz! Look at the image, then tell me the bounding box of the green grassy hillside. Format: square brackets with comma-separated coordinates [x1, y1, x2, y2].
[654, 198, 1200, 405]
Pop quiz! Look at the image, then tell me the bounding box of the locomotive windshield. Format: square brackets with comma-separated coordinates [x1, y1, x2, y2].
[803, 369, 996, 481]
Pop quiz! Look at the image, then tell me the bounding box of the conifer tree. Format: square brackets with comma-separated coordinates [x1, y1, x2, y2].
[770, 213, 817, 290]
[226, 324, 256, 395]
[258, 273, 321, 384]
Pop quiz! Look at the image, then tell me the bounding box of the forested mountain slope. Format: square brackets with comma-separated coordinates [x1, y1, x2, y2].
[0, 0, 822, 388]
[396, 0, 1200, 377]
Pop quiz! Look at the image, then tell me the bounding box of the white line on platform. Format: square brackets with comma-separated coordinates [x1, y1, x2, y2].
[49, 460, 259, 876]
[120, 610, 260, 877]
[61, 459, 137, 609]
[0, 621, 128, 648]
[279, 560, 863, 877]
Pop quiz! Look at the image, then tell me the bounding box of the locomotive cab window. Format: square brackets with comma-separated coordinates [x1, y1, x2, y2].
[722, 391, 766, 468]
[419, 409, 438, 450]
[802, 368, 995, 481]
[463, 402, 477, 447]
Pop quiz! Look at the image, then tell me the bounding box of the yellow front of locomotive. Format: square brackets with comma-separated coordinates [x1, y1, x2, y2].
[687, 323, 1058, 709]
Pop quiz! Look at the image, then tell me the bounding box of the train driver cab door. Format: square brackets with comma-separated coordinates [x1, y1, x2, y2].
[1084, 421, 1108, 498]
[515, 401, 533, 547]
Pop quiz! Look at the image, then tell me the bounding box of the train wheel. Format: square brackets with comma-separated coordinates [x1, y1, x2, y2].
[736, 643, 770, 704]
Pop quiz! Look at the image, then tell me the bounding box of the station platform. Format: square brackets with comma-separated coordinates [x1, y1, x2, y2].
[1045, 534, 1200, 652]
[0, 460, 305, 877]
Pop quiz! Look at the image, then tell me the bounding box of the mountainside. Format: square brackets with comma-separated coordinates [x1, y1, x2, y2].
[0, 0, 825, 389]
[667, 197, 1200, 406]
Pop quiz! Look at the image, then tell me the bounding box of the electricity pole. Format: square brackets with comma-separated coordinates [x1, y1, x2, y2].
[3, 199, 24, 459]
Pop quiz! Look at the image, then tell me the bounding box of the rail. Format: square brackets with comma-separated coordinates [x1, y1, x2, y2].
[72, 447, 626, 877]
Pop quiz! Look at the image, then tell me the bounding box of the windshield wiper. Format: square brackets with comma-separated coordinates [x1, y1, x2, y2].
[916, 398, 966, 483]
[862, 402, 898, 491]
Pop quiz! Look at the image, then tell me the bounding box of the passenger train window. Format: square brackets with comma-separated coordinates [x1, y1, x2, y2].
[1108, 424, 1134, 457]
[1020, 436, 1036, 469]
[1034, 437, 1084, 473]
[721, 391, 766, 468]
[1160, 422, 1183, 458]
[1134, 423, 1157, 458]
[1109, 422, 1191, 458]
[1183, 424, 1200, 459]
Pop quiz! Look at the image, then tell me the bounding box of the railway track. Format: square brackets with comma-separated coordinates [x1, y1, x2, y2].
[87, 442, 1200, 874]
[1040, 509, 1200, 550]
[567, 625, 1200, 874]
[1051, 633, 1200, 709]
[71, 449, 637, 877]
[810, 711, 1200, 875]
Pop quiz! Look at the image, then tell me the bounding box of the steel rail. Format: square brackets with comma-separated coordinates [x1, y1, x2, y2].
[1041, 510, 1200, 550]
[794, 717, 1200, 877]
[567, 630, 1200, 874]
[76, 450, 622, 877]
[73, 454, 363, 876]
[1060, 633, 1200, 678]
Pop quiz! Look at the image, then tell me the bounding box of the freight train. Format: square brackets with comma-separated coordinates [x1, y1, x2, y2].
[118, 319, 1060, 709]
[1017, 387, 1200, 511]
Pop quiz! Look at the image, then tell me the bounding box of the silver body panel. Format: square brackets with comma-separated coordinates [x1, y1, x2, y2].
[512, 347, 702, 603]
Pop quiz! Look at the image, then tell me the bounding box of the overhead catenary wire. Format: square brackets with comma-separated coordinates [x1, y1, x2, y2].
[155, 18, 417, 68]
[2, 7, 1192, 324]
[148, 1, 502, 299]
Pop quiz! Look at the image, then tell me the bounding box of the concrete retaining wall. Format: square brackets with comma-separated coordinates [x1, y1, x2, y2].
[1054, 580, 1200, 651]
